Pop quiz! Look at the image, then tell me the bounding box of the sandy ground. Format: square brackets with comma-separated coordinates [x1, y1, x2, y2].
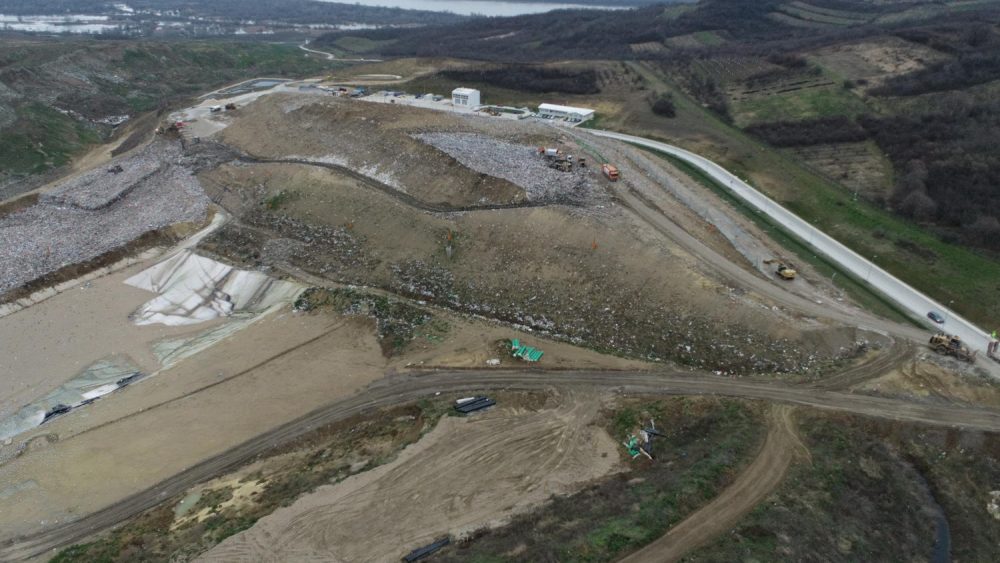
[858, 355, 1000, 408]
[0, 308, 385, 539]
[391, 317, 654, 371]
[0, 263, 220, 420]
[200, 390, 619, 563]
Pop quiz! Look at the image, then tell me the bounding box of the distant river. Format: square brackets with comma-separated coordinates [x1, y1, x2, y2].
[316, 0, 627, 16]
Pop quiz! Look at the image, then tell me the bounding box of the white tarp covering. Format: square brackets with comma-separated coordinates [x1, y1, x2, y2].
[125, 250, 303, 326]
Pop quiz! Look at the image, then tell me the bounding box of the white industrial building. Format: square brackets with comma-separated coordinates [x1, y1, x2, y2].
[452, 87, 481, 108]
[537, 103, 595, 123]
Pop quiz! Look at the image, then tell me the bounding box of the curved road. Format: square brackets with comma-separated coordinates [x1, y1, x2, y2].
[5, 368, 1000, 561]
[621, 405, 805, 563]
[588, 129, 992, 355]
[298, 40, 381, 63]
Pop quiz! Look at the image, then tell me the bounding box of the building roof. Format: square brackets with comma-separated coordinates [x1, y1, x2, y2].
[452, 87, 480, 95]
[538, 103, 595, 115]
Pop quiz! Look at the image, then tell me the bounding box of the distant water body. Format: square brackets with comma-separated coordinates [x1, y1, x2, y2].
[316, 0, 627, 17]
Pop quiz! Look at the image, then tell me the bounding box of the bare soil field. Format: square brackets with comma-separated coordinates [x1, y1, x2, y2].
[858, 353, 1000, 408]
[0, 308, 385, 540]
[0, 262, 221, 425]
[201, 390, 619, 562]
[788, 140, 893, 201]
[811, 36, 949, 90]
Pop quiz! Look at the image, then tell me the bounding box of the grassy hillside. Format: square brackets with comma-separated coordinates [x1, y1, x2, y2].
[0, 39, 342, 199]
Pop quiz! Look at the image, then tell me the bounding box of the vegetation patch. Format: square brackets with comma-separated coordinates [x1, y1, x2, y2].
[0, 103, 100, 175]
[435, 397, 764, 562]
[745, 116, 869, 147]
[294, 287, 447, 356]
[440, 65, 600, 95]
[733, 84, 869, 127]
[688, 411, 1000, 562]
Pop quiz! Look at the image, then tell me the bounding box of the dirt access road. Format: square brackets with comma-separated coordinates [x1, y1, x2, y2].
[620, 405, 807, 563]
[6, 368, 1000, 561]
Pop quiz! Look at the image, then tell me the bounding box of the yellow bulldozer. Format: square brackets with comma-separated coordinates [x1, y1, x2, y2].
[928, 333, 976, 363]
[775, 264, 797, 280]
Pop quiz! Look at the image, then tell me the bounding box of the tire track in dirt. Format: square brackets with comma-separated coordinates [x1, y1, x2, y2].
[7, 366, 998, 561]
[199, 390, 618, 563]
[619, 405, 806, 563]
[808, 339, 915, 391]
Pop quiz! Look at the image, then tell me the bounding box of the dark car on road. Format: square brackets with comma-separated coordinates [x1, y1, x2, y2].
[927, 311, 945, 324]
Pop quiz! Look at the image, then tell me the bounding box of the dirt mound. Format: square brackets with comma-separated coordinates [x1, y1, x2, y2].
[200, 391, 619, 562]
[42, 143, 167, 211]
[218, 94, 537, 208]
[413, 132, 599, 205]
[197, 154, 857, 375]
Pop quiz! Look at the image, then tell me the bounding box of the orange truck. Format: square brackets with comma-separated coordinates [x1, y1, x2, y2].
[602, 163, 619, 181]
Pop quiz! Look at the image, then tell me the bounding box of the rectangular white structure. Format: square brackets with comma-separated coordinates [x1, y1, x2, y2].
[538, 103, 595, 123]
[452, 87, 481, 108]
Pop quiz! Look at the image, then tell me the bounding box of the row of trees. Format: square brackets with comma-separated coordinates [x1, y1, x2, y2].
[440, 66, 599, 95]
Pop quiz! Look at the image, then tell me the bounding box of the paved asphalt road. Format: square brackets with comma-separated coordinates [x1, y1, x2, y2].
[588, 129, 993, 355]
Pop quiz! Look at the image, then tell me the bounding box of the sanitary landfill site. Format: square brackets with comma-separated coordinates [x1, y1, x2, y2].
[3, 73, 1000, 563]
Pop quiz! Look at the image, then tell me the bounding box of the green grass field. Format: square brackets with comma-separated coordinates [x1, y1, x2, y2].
[733, 84, 869, 127]
[0, 103, 100, 175]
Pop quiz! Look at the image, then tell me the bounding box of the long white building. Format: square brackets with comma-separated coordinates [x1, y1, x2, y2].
[538, 103, 595, 123]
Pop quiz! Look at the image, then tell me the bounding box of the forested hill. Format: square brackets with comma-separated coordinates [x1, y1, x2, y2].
[315, 1, 801, 60]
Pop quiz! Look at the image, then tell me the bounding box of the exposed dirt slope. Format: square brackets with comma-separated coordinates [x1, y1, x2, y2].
[219, 95, 527, 208]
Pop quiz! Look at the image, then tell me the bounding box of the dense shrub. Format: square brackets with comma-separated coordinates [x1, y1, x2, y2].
[745, 116, 869, 147]
[651, 93, 677, 117]
[440, 66, 599, 95]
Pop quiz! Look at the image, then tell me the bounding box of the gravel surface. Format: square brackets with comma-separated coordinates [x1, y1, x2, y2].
[413, 132, 596, 205]
[42, 146, 166, 210]
[0, 140, 209, 295]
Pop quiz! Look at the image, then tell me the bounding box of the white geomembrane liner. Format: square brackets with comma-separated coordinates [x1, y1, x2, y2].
[125, 250, 304, 326]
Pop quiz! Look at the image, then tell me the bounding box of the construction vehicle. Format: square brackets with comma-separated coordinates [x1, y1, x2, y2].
[548, 159, 572, 172]
[602, 163, 619, 182]
[776, 264, 797, 280]
[929, 333, 976, 363]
